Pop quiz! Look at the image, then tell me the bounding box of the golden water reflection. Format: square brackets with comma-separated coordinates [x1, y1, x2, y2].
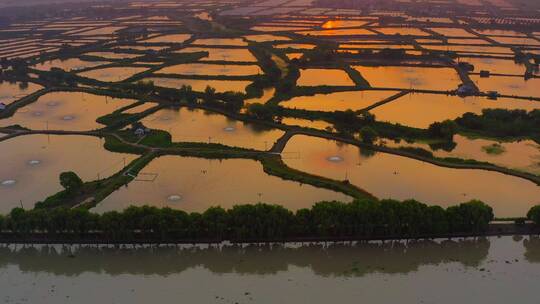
[1, 92, 135, 131]
[141, 107, 284, 150]
[95, 155, 351, 212]
[283, 135, 540, 217]
[0, 135, 137, 211]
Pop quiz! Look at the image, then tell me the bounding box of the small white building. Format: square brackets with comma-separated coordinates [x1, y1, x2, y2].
[456, 83, 477, 96]
[134, 128, 146, 137]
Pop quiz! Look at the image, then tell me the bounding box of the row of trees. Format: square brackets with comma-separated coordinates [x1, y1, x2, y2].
[130, 81, 245, 112]
[456, 109, 540, 139]
[0, 200, 494, 241]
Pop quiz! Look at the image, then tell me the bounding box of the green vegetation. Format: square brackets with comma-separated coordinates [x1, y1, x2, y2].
[482, 143, 506, 155]
[527, 205, 540, 225]
[34, 154, 156, 209]
[246, 102, 277, 121]
[104, 135, 148, 154]
[359, 126, 378, 144]
[428, 120, 458, 140]
[456, 109, 540, 143]
[37, 68, 79, 86]
[59, 171, 83, 194]
[0, 200, 494, 240]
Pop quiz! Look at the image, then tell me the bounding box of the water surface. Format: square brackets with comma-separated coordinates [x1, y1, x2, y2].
[141, 77, 251, 93]
[282, 90, 398, 111]
[78, 67, 148, 82]
[369, 93, 540, 128]
[191, 38, 247, 46]
[2, 237, 540, 304]
[297, 69, 355, 86]
[95, 155, 351, 212]
[0, 81, 43, 105]
[471, 76, 540, 98]
[354, 66, 461, 90]
[141, 107, 284, 150]
[0, 135, 137, 211]
[282, 135, 540, 217]
[83, 52, 142, 60]
[385, 135, 540, 175]
[1, 92, 135, 131]
[139, 34, 192, 43]
[156, 63, 262, 76]
[176, 47, 257, 62]
[32, 58, 108, 71]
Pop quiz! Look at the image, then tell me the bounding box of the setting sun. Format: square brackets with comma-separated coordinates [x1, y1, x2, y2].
[322, 20, 336, 29]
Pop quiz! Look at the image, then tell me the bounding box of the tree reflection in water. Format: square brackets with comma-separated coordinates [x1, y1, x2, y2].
[0, 238, 490, 277]
[523, 236, 540, 263]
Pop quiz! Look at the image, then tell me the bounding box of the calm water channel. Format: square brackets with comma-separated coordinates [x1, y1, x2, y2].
[1, 236, 540, 303]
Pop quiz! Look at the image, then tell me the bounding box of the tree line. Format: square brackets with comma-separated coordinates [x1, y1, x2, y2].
[0, 199, 496, 241]
[456, 109, 540, 141]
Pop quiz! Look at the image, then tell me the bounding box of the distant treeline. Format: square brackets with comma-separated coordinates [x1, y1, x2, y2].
[456, 109, 540, 141]
[0, 199, 499, 241]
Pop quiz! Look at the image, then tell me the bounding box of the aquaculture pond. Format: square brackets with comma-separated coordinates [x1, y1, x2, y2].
[369, 93, 540, 129]
[489, 36, 540, 46]
[464, 57, 526, 75]
[428, 27, 478, 37]
[191, 38, 247, 46]
[140, 77, 252, 93]
[281, 90, 399, 112]
[0, 91, 136, 131]
[297, 69, 355, 86]
[286, 53, 304, 60]
[244, 88, 276, 106]
[385, 135, 540, 175]
[0, 135, 137, 212]
[297, 28, 375, 36]
[471, 76, 540, 98]
[354, 66, 461, 90]
[0, 81, 43, 105]
[76, 26, 125, 36]
[474, 29, 527, 36]
[251, 26, 312, 32]
[121, 102, 157, 114]
[139, 34, 192, 43]
[243, 34, 291, 42]
[77, 67, 148, 82]
[176, 47, 257, 62]
[375, 27, 429, 36]
[275, 43, 316, 50]
[32, 58, 108, 71]
[281, 117, 334, 131]
[94, 155, 351, 212]
[339, 44, 413, 50]
[141, 107, 285, 150]
[282, 135, 540, 217]
[83, 52, 142, 60]
[321, 20, 369, 28]
[114, 45, 169, 52]
[421, 44, 513, 54]
[156, 63, 262, 76]
[4, 237, 540, 304]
